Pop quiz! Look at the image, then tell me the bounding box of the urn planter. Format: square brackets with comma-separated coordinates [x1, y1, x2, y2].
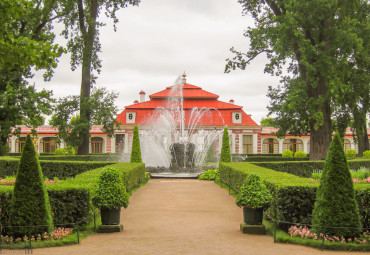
[101, 207, 121, 225]
[243, 207, 263, 225]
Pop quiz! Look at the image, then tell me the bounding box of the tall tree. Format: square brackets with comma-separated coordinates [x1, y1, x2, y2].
[61, 0, 140, 154]
[226, 0, 368, 160]
[0, 0, 67, 155]
[50, 87, 119, 150]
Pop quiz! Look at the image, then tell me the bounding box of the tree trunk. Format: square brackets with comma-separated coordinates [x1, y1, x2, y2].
[356, 124, 370, 157]
[308, 77, 332, 160]
[77, 0, 98, 155]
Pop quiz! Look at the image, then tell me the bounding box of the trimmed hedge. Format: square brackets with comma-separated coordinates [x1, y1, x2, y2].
[219, 162, 370, 231]
[37, 154, 123, 162]
[0, 157, 113, 179]
[252, 159, 370, 178]
[244, 156, 310, 162]
[0, 162, 146, 230]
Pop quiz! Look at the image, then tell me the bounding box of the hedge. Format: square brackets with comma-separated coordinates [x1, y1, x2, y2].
[0, 162, 146, 230]
[219, 162, 370, 231]
[37, 154, 123, 162]
[0, 157, 113, 179]
[252, 159, 370, 178]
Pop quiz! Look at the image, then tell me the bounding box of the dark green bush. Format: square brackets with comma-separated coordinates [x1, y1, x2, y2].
[312, 133, 361, 238]
[9, 134, 53, 237]
[0, 157, 113, 179]
[244, 156, 309, 162]
[37, 154, 122, 161]
[219, 162, 369, 232]
[220, 127, 231, 162]
[130, 126, 142, 163]
[235, 173, 272, 208]
[252, 159, 370, 178]
[92, 167, 129, 209]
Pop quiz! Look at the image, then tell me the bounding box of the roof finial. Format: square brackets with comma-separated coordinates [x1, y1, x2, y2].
[182, 71, 187, 84]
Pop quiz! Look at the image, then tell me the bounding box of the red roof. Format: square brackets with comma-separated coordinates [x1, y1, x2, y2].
[116, 82, 258, 126]
[150, 83, 219, 100]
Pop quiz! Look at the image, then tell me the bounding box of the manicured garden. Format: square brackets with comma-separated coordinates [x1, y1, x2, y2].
[0, 135, 147, 250]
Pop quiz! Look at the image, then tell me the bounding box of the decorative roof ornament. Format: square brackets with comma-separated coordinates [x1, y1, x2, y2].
[182, 72, 187, 84]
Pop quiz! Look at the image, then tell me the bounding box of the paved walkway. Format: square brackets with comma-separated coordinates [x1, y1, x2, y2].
[31, 179, 363, 254]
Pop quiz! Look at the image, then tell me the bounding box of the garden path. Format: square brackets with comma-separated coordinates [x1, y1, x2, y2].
[32, 179, 363, 255]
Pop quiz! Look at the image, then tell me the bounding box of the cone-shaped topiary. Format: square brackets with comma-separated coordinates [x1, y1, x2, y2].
[92, 167, 129, 209]
[312, 132, 361, 238]
[9, 134, 53, 237]
[130, 126, 142, 163]
[220, 127, 231, 162]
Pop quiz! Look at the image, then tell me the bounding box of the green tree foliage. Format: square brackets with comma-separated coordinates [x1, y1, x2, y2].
[312, 132, 361, 238]
[9, 134, 53, 237]
[130, 126, 142, 163]
[61, 0, 140, 154]
[260, 117, 276, 127]
[0, 0, 66, 155]
[226, 0, 369, 160]
[49, 87, 119, 150]
[92, 167, 129, 209]
[220, 127, 231, 162]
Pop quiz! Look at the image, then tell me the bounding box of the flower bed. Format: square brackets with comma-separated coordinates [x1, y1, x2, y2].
[289, 226, 369, 244]
[1, 227, 73, 244]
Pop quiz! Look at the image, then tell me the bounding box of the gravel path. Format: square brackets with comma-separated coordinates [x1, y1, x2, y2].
[28, 179, 363, 255]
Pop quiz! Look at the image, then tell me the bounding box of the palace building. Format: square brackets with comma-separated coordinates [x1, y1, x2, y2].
[6, 78, 367, 156]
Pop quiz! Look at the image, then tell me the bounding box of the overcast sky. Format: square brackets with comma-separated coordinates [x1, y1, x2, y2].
[32, 0, 281, 125]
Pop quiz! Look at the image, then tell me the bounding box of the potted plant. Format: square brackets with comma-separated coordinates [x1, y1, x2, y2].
[92, 167, 129, 225]
[236, 174, 272, 225]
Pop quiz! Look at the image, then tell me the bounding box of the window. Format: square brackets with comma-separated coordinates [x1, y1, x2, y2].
[15, 137, 26, 153]
[243, 135, 253, 154]
[126, 112, 136, 124]
[262, 138, 279, 154]
[115, 134, 125, 153]
[283, 139, 303, 153]
[342, 139, 351, 152]
[232, 112, 242, 124]
[90, 137, 104, 154]
[41, 137, 58, 154]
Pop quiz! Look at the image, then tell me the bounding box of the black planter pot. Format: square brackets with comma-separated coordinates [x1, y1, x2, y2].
[243, 207, 263, 225]
[101, 207, 121, 225]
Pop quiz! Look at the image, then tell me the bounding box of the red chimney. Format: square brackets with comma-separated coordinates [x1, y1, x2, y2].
[229, 99, 234, 104]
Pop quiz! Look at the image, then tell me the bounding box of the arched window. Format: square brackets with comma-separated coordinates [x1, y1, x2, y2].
[342, 139, 351, 152]
[15, 137, 26, 153]
[283, 139, 303, 153]
[41, 137, 58, 154]
[262, 138, 279, 154]
[90, 137, 104, 154]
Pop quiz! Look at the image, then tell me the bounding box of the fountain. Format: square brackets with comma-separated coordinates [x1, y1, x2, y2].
[141, 73, 224, 177]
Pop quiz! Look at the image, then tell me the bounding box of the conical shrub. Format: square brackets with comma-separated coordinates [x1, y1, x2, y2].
[130, 126, 142, 163]
[312, 132, 361, 238]
[220, 127, 231, 162]
[9, 134, 53, 237]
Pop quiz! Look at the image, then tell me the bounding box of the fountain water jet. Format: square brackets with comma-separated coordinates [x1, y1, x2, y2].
[141, 74, 224, 175]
